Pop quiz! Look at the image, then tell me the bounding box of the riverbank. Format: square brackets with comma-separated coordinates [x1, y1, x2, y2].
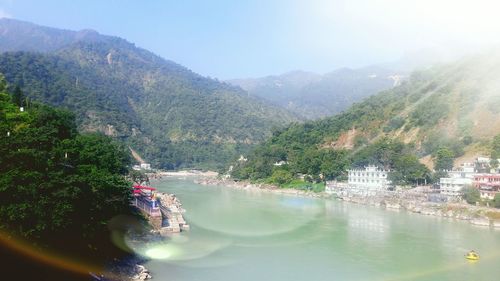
[109, 191, 190, 280]
[105, 258, 151, 281]
[195, 177, 500, 229]
[195, 177, 330, 198]
[149, 170, 218, 180]
[340, 193, 500, 228]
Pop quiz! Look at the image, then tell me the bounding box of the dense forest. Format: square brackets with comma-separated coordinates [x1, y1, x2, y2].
[0, 74, 138, 279]
[0, 19, 298, 170]
[231, 52, 500, 188]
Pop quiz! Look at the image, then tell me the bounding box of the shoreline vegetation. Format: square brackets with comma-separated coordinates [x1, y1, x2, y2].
[193, 176, 500, 229]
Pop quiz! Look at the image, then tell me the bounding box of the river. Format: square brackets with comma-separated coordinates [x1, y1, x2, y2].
[127, 177, 500, 281]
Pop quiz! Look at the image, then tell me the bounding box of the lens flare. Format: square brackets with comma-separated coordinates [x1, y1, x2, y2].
[145, 246, 173, 259]
[0, 230, 102, 277]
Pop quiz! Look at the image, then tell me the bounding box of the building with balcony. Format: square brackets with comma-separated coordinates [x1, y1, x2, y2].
[473, 174, 500, 200]
[347, 166, 390, 190]
[439, 165, 476, 199]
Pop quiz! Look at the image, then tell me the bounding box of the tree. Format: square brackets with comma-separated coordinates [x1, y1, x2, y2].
[462, 186, 480, 205]
[389, 154, 430, 186]
[491, 135, 500, 170]
[320, 150, 349, 180]
[492, 134, 500, 155]
[130, 169, 150, 185]
[490, 157, 499, 170]
[269, 169, 294, 185]
[11, 85, 23, 107]
[432, 170, 449, 184]
[433, 147, 455, 171]
[0, 92, 134, 263]
[493, 193, 500, 209]
[0, 73, 6, 92]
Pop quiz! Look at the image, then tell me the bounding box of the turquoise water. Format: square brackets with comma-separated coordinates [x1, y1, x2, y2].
[129, 178, 500, 281]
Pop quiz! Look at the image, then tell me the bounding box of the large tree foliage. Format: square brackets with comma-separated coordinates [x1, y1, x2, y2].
[433, 147, 455, 171]
[389, 154, 430, 186]
[0, 88, 133, 260]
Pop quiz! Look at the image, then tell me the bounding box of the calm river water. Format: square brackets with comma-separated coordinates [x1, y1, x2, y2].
[129, 177, 500, 281]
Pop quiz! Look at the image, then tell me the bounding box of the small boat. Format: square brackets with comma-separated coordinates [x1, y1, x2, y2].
[465, 251, 479, 260]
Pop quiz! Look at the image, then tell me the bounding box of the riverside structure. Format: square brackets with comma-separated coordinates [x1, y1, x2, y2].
[347, 166, 391, 190]
[132, 185, 189, 234]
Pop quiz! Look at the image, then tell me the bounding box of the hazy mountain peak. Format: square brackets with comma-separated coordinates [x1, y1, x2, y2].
[229, 65, 404, 119]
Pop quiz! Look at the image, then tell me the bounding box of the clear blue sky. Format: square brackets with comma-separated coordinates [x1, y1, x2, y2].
[1, 0, 500, 79]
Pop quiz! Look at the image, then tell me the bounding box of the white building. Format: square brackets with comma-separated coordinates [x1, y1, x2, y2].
[439, 167, 474, 198]
[348, 166, 391, 190]
[439, 177, 472, 197]
[133, 163, 152, 171]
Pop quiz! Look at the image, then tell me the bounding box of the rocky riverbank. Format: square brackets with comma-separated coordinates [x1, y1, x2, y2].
[196, 177, 500, 229]
[156, 192, 190, 234]
[101, 254, 152, 281]
[131, 264, 152, 281]
[195, 177, 330, 198]
[336, 189, 500, 228]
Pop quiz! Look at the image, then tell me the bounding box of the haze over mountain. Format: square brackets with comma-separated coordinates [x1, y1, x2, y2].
[0, 18, 298, 169]
[229, 66, 404, 119]
[231, 49, 500, 180]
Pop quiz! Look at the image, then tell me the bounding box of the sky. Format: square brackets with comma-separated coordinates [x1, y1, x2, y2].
[1, 0, 500, 79]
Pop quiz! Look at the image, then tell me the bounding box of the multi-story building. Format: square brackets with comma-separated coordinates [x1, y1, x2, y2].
[473, 174, 500, 200]
[439, 177, 473, 198]
[439, 166, 475, 199]
[347, 166, 391, 190]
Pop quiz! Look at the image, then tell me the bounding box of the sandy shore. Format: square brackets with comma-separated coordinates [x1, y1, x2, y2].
[195, 177, 330, 198]
[151, 170, 218, 178]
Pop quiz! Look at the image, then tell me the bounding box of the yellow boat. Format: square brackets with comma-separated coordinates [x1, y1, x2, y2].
[465, 251, 479, 260]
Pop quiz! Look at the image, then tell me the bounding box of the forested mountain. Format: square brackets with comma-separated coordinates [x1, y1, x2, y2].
[0, 19, 298, 169]
[229, 66, 404, 119]
[231, 51, 500, 185]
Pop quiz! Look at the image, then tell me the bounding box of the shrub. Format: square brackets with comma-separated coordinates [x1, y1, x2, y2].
[493, 193, 500, 209]
[462, 186, 480, 205]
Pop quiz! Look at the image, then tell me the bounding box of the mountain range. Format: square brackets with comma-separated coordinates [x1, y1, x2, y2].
[0, 18, 298, 169]
[231, 49, 500, 181]
[229, 67, 404, 119]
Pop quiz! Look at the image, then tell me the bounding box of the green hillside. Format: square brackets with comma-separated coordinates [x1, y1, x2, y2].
[0, 19, 298, 170]
[231, 51, 500, 185]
